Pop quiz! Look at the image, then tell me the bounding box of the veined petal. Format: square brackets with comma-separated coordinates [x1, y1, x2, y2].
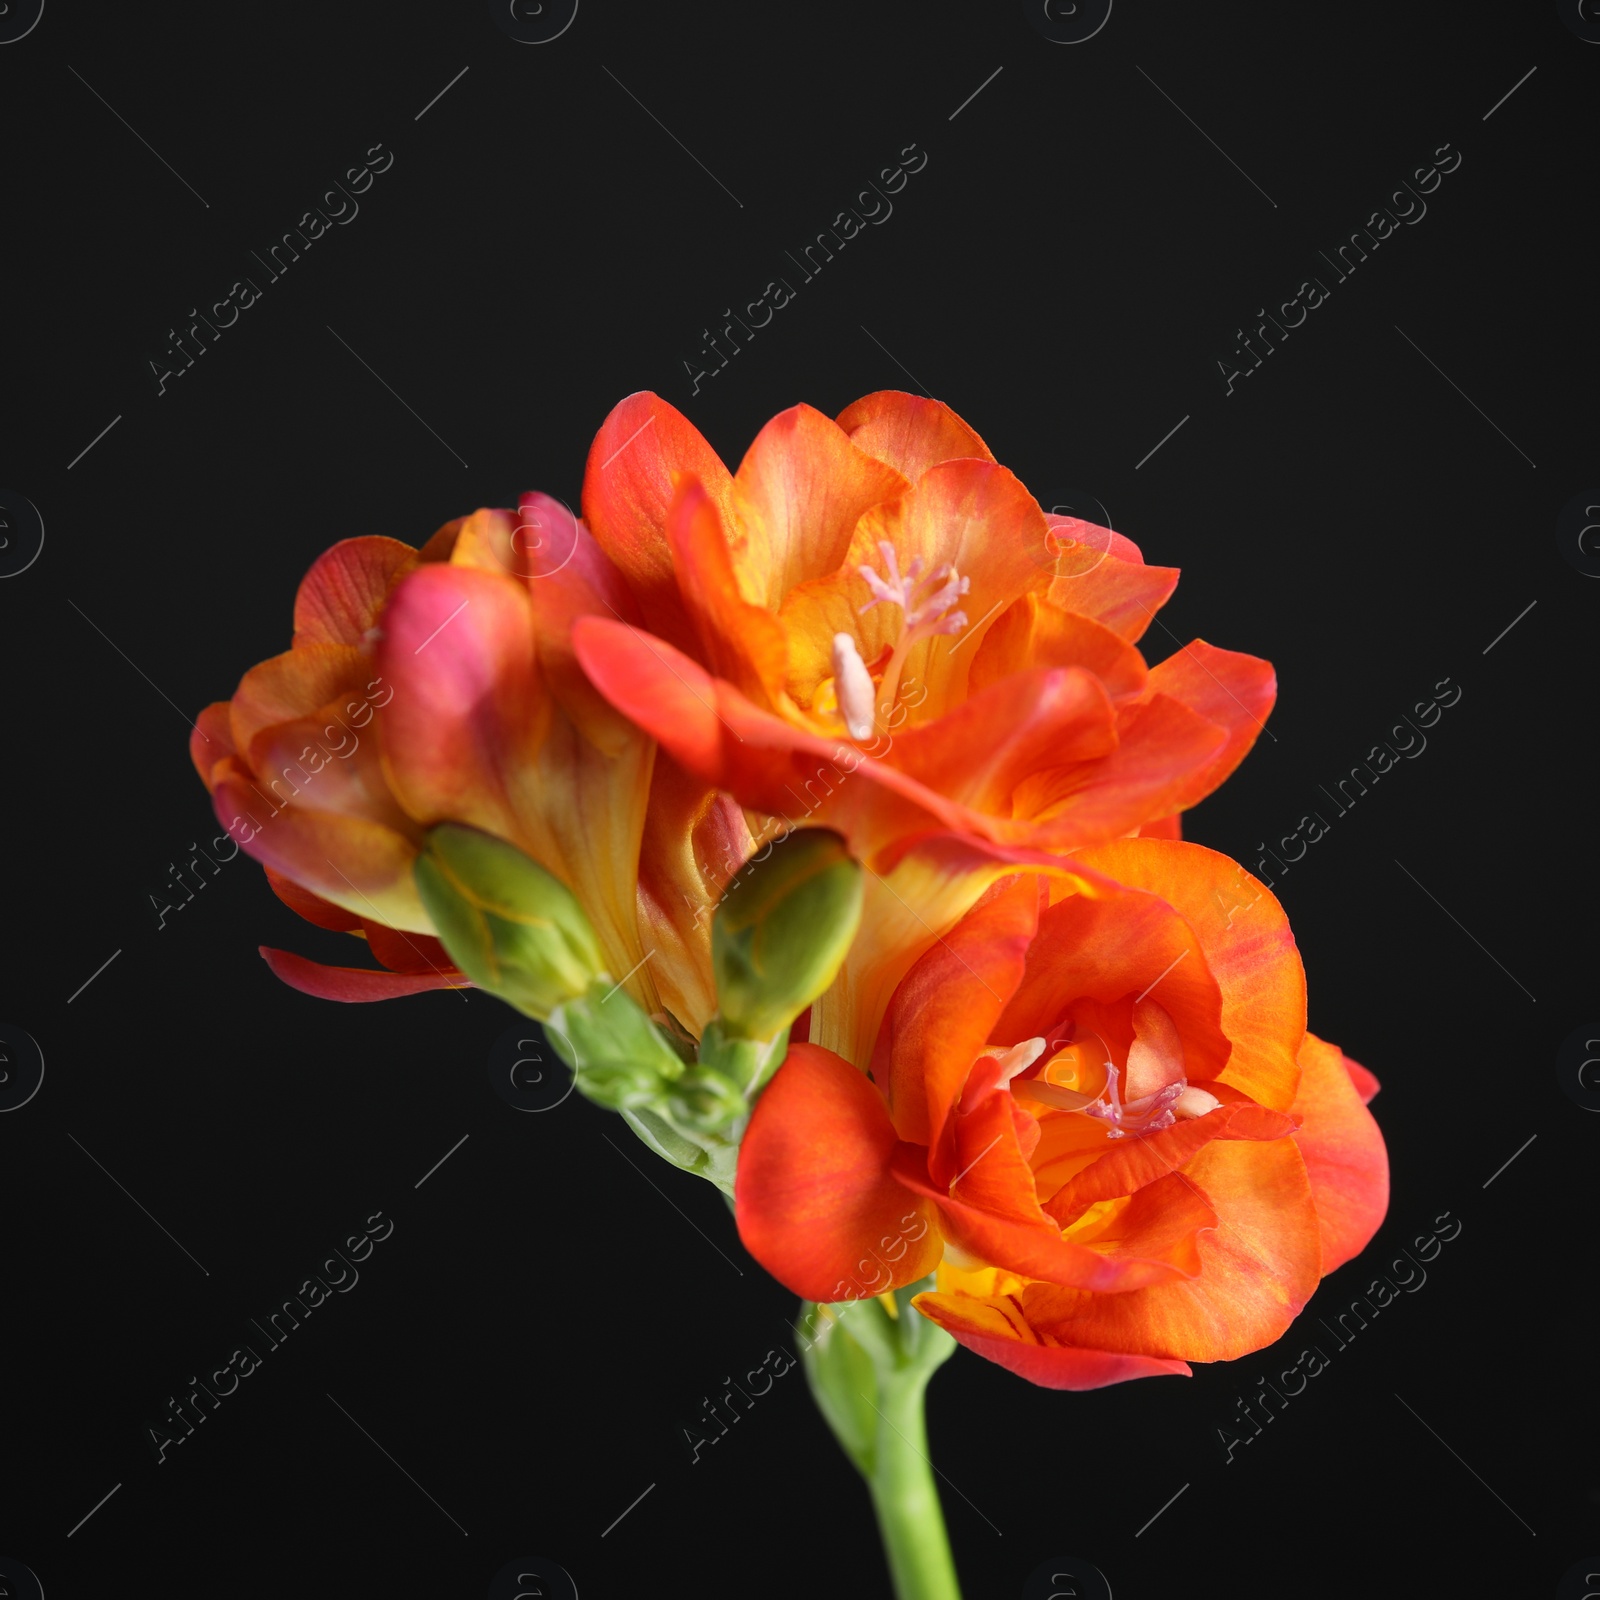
[1046, 547, 1179, 644]
[292, 536, 419, 648]
[1021, 1136, 1322, 1361]
[229, 643, 370, 757]
[911, 1295, 1191, 1389]
[1067, 840, 1306, 1112]
[731, 403, 908, 607]
[735, 1043, 940, 1302]
[1139, 641, 1276, 810]
[581, 391, 733, 658]
[834, 391, 995, 482]
[1292, 1032, 1388, 1273]
[969, 595, 1149, 703]
[260, 946, 467, 1001]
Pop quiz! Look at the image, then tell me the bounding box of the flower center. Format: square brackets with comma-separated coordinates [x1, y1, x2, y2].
[1008, 1033, 1211, 1139]
[828, 541, 970, 740]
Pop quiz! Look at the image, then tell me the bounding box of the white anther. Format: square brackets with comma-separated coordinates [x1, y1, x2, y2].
[831, 632, 878, 740]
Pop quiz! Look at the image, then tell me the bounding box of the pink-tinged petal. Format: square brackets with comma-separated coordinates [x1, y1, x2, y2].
[190, 701, 236, 791]
[1344, 1055, 1380, 1105]
[1068, 840, 1306, 1112]
[968, 596, 1149, 703]
[581, 392, 733, 658]
[911, 1297, 1191, 1389]
[260, 946, 467, 1001]
[834, 391, 995, 481]
[1047, 549, 1179, 645]
[264, 866, 363, 932]
[291, 537, 419, 648]
[735, 1044, 941, 1302]
[1292, 1032, 1389, 1273]
[730, 403, 908, 608]
[211, 771, 431, 933]
[374, 564, 549, 840]
[517, 496, 647, 757]
[363, 923, 460, 975]
[877, 876, 1039, 1151]
[1021, 1136, 1322, 1362]
[1139, 641, 1276, 810]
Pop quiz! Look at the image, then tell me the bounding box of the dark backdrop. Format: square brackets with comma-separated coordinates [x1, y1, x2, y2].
[2, 2, 1593, 1596]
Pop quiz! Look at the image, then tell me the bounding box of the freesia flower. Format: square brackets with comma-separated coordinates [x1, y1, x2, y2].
[734, 839, 1388, 1388]
[191, 502, 684, 1015]
[570, 389, 1277, 1061]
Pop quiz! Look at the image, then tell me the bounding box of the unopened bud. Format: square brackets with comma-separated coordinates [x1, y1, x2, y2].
[712, 830, 863, 1041]
[414, 824, 604, 1018]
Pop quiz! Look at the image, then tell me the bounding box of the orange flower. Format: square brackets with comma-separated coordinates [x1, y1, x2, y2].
[570, 389, 1276, 1060]
[191, 501, 687, 1015]
[734, 840, 1388, 1388]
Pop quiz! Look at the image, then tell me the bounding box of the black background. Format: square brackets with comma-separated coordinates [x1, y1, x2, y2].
[2, 2, 1594, 1596]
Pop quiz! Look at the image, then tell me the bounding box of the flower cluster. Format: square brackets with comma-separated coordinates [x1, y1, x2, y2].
[194, 390, 1387, 1388]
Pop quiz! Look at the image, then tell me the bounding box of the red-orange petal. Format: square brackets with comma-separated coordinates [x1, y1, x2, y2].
[292, 536, 419, 648]
[580, 392, 733, 658]
[260, 946, 468, 1001]
[1047, 548, 1179, 645]
[736, 1044, 940, 1302]
[264, 866, 363, 932]
[1292, 1032, 1389, 1273]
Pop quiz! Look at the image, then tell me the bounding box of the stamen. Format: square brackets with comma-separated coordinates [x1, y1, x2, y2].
[1173, 1086, 1221, 1119]
[830, 632, 877, 740]
[854, 542, 973, 724]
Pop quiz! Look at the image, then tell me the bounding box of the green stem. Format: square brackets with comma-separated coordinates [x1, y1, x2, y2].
[865, 1355, 962, 1600]
[798, 1283, 962, 1600]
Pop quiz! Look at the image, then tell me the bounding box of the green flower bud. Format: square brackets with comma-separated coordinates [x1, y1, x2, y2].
[552, 978, 686, 1108]
[712, 829, 864, 1041]
[414, 824, 604, 1019]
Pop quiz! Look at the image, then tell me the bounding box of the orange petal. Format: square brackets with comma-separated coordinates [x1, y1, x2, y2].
[1138, 813, 1183, 840]
[1020, 1136, 1322, 1361]
[968, 594, 1149, 703]
[1292, 1032, 1388, 1273]
[878, 876, 1039, 1151]
[911, 1297, 1191, 1389]
[190, 702, 236, 791]
[1068, 839, 1306, 1111]
[292, 536, 419, 648]
[735, 1043, 940, 1302]
[1138, 641, 1276, 811]
[1047, 549, 1178, 644]
[1344, 1055, 1380, 1105]
[580, 392, 733, 658]
[228, 643, 370, 758]
[834, 391, 995, 481]
[730, 403, 908, 607]
[667, 475, 792, 707]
